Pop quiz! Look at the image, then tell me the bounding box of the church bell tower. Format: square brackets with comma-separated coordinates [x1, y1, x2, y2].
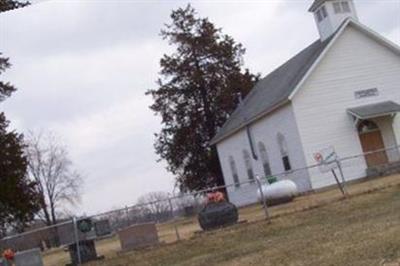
[309, 0, 359, 41]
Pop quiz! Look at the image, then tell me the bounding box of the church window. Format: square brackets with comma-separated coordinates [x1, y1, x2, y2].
[342, 2, 351, 12]
[321, 6, 328, 18]
[358, 120, 379, 134]
[258, 142, 272, 178]
[229, 156, 240, 188]
[316, 6, 328, 22]
[334, 1, 351, 14]
[278, 133, 292, 172]
[243, 150, 255, 181]
[333, 2, 341, 13]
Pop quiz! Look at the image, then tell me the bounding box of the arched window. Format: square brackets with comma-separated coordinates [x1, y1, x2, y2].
[258, 142, 272, 177]
[357, 120, 379, 134]
[243, 150, 254, 180]
[229, 156, 240, 188]
[278, 133, 292, 171]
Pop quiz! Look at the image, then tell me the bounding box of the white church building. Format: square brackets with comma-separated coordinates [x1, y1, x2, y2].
[211, 0, 400, 206]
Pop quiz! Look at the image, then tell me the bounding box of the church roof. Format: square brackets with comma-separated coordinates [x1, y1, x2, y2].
[210, 35, 334, 145]
[308, 0, 334, 12]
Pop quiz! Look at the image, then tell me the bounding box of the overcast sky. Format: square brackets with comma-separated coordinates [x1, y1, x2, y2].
[1, 0, 399, 215]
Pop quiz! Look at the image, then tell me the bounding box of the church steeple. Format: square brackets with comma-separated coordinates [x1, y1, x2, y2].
[309, 0, 359, 41]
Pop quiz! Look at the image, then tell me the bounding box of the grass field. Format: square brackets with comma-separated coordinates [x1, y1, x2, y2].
[87, 184, 400, 266]
[42, 175, 400, 266]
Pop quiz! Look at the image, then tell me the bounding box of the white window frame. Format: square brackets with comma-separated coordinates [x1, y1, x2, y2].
[341, 1, 351, 12]
[229, 156, 240, 188]
[334, 1, 351, 14]
[316, 6, 328, 22]
[277, 133, 292, 172]
[258, 142, 272, 178]
[243, 150, 255, 181]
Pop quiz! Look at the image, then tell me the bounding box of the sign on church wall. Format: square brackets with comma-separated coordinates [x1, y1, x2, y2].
[354, 88, 379, 99]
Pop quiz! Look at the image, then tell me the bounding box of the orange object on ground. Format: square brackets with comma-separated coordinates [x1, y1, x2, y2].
[3, 248, 15, 261]
[207, 192, 225, 203]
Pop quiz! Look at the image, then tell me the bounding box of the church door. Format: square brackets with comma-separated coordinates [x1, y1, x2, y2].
[358, 120, 388, 167]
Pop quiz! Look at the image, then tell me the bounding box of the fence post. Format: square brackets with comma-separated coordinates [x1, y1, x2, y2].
[72, 217, 82, 266]
[255, 175, 270, 222]
[336, 160, 348, 197]
[125, 206, 130, 227]
[168, 196, 181, 241]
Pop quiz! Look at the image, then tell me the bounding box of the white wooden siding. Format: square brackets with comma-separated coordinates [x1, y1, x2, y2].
[216, 104, 311, 207]
[292, 25, 400, 189]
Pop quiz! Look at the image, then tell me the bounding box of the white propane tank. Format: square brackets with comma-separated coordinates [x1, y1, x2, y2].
[257, 180, 298, 205]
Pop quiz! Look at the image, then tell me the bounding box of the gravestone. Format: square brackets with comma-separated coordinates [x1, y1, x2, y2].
[118, 223, 159, 251]
[67, 240, 98, 265]
[94, 220, 112, 237]
[14, 248, 43, 266]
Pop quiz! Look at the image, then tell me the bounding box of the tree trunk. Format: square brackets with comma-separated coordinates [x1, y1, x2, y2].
[50, 200, 57, 225]
[41, 196, 52, 226]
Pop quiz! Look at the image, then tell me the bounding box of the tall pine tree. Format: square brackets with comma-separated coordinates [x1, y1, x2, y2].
[0, 0, 29, 13]
[0, 0, 40, 234]
[147, 5, 258, 191]
[0, 114, 40, 233]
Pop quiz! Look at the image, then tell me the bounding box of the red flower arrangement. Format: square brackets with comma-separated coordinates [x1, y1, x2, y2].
[207, 192, 225, 203]
[3, 248, 15, 261]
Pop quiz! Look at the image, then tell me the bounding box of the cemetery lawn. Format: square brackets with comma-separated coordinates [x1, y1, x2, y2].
[87, 184, 400, 266]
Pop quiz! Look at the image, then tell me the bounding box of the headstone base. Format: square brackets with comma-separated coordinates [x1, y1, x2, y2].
[67, 240, 99, 266]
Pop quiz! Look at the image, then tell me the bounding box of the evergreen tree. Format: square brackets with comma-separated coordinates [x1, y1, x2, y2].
[0, 0, 29, 13]
[0, 114, 40, 233]
[0, 0, 40, 233]
[147, 5, 258, 191]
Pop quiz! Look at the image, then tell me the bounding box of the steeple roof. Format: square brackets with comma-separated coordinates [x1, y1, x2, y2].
[308, 0, 333, 12]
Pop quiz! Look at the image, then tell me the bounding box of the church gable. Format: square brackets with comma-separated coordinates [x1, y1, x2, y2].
[293, 23, 400, 104]
[288, 19, 400, 101]
[291, 23, 400, 168]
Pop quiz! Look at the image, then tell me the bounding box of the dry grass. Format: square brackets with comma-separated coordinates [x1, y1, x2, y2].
[88, 184, 400, 266]
[42, 174, 400, 266]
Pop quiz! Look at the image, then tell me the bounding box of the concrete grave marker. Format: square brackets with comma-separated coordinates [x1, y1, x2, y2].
[14, 248, 43, 266]
[68, 240, 98, 265]
[118, 223, 159, 251]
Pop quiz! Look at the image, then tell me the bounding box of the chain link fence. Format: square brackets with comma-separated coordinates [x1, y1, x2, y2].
[1, 146, 400, 265]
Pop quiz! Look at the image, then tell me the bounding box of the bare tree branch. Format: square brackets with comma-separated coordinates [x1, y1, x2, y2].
[25, 131, 83, 225]
[137, 192, 171, 222]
